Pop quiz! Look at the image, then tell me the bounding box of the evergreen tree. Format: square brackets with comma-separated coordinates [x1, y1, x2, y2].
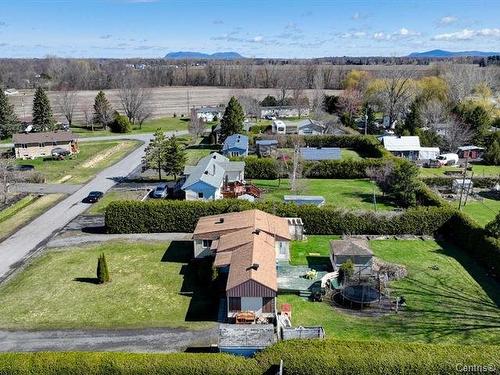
[260, 95, 278, 107]
[220, 96, 244, 141]
[93, 91, 113, 129]
[484, 139, 500, 165]
[142, 129, 168, 180]
[0, 89, 19, 139]
[96, 253, 110, 284]
[387, 161, 420, 207]
[163, 135, 187, 179]
[32, 87, 54, 131]
[365, 105, 378, 134]
[110, 113, 132, 133]
[397, 100, 423, 136]
[485, 212, 500, 239]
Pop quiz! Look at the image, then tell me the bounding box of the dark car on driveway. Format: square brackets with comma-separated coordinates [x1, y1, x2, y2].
[84, 191, 104, 203]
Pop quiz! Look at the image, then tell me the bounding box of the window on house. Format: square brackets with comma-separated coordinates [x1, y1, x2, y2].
[262, 297, 274, 313]
[198, 192, 204, 198]
[202, 239, 212, 248]
[228, 297, 241, 312]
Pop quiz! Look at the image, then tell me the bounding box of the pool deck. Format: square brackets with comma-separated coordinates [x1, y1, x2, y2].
[277, 261, 328, 293]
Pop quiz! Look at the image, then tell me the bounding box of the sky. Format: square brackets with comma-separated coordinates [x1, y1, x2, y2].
[0, 0, 499, 58]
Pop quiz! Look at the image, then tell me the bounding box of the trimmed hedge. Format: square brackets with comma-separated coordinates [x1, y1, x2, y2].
[438, 211, 500, 277]
[303, 159, 384, 179]
[105, 199, 455, 236]
[256, 339, 500, 375]
[1, 340, 499, 375]
[242, 156, 280, 179]
[0, 352, 259, 375]
[421, 176, 499, 189]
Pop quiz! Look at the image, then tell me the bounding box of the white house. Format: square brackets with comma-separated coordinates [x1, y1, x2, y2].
[181, 153, 245, 200]
[297, 119, 326, 135]
[191, 106, 224, 122]
[418, 147, 440, 160]
[381, 136, 421, 160]
[260, 106, 310, 119]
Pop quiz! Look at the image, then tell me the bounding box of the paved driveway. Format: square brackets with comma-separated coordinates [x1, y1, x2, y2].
[0, 327, 217, 353]
[0, 130, 187, 282]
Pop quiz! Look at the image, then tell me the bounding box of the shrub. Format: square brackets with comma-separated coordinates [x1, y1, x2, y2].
[0, 352, 259, 375]
[421, 176, 499, 189]
[96, 253, 110, 284]
[241, 156, 280, 179]
[486, 212, 500, 239]
[255, 339, 500, 375]
[110, 114, 132, 133]
[304, 159, 384, 179]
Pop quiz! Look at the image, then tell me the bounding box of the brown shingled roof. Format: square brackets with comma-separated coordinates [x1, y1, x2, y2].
[13, 131, 77, 144]
[192, 209, 290, 241]
[330, 239, 373, 257]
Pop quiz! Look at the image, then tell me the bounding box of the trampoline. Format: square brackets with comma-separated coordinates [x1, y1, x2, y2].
[334, 284, 381, 309]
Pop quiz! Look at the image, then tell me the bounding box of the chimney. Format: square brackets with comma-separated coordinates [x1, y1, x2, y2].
[250, 263, 259, 271]
[252, 229, 261, 235]
[217, 218, 225, 224]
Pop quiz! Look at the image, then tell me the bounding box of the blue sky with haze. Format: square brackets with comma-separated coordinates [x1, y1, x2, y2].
[0, 0, 499, 58]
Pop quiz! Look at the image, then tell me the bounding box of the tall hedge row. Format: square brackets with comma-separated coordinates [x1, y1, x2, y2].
[421, 176, 499, 189]
[0, 352, 259, 375]
[303, 158, 384, 179]
[242, 156, 281, 179]
[256, 339, 500, 375]
[1, 341, 499, 375]
[438, 211, 500, 276]
[105, 199, 455, 236]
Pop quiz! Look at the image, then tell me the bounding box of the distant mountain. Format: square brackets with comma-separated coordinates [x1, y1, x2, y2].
[164, 51, 244, 60]
[408, 49, 500, 58]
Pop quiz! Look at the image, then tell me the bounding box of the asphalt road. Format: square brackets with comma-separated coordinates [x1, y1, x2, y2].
[12, 183, 83, 194]
[0, 131, 187, 282]
[0, 327, 218, 353]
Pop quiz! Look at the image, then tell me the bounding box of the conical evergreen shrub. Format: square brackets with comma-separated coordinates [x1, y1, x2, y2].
[96, 253, 110, 284]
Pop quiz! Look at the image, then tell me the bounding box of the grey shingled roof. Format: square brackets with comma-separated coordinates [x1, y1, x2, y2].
[222, 134, 249, 152]
[256, 139, 278, 146]
[330, 239, 373, 257]
[300, 147, 341, 161]
[181, 152, 244, 190]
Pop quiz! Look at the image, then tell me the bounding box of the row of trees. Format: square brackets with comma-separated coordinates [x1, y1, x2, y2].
[0, 78, 153, 138]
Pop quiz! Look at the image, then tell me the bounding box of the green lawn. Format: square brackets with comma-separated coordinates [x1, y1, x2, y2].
[185, 149, 212, 165]
[341, 149, 361, 160]
[254, 179, 396, 211]
[0, 194, 63, 241]
[16, 140, 140, 183]
[86, 190, 147, 215]
[462, 196, 500, 227]
[420, 163, 500, 177]
[0, 241, 217, 330]
[289, 235, 340, 266]
[279, 239, 500, 345]
[71, 117, 190, 137]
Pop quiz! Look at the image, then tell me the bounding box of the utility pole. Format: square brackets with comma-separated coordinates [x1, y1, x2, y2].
[458, 157, 469, 210]
[364, 106, 368, 135]
[463, 171, 474, 207]
[186, 90, 190, 117]
[291, 144, 299, 192]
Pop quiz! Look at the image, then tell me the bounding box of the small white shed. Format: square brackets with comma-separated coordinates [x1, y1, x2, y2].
[452, 179, 473, 194]
[418, 147, 440, 160]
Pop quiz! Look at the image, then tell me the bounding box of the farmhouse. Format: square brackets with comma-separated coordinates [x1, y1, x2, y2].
[13, 131, 79, 160]
[300, 147, 341, 161]
[271, 119, 325, 135]
[191, 106, 224, 122]
[381, 136, 421, 160]
[256, 139, 278, 157]
[221, 134, 249, 157]
[330, 238, 374, 276]
[181, 153, 245, 200]
[193, 210, 295, 322]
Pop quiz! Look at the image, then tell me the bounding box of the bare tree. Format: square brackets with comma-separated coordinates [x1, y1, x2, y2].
[118, 77, 152, 126]
[440, 117, 474, 152]
[420, 99, 448, 127]
[373, 69, 417, 125]
[339, 88, 363, 126]
[57, 89, 78, 126]
[237, 95, 260, 120]
[311, 69, 325, 116]
[188, 110, 206, 140]
[366, 161, 394, 195]
[442, 64, 482, 104]
[0, 159, 15, 204]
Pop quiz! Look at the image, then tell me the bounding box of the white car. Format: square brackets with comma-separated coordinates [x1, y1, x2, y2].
[436, 153, 459, 166]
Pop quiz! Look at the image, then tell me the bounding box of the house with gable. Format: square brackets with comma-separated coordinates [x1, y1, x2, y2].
[193, 209, 298, 322]
[181, 152, 245, 200]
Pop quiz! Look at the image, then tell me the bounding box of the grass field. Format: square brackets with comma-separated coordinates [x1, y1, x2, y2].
[254, 178, 395, 211]
[341, 149, 361, 159]
[462, 196, 500, 227]
[289, 235, 340, 266]
[185, 149, 212, 165]
[86, 190, 147, 215]
[420, 164, 500, 177]
[71, 117, 190, 137]
[279, 239, 500, 345]
[16, 140, 140, 183]
[0, 241, 217, 330]
[0, 194, 63, 241]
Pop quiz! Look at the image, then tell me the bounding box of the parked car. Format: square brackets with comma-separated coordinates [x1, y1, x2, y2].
[265, 115, 277, 120]
[151, 183, 168, 199]
[423, 159, 441, 168]
[436, 153, 459, 166]
[51, 147, 71, 159]
[84, 191, 104, 203]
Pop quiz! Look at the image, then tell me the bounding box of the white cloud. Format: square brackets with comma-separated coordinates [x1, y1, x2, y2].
[373, 32, 388, 40]
[372, 28, 419, 41]
[433, 28, 500, 41]
[439, 16, 457, 25]
[252, 36, 263, 42]
[339, 31, 366, 38]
